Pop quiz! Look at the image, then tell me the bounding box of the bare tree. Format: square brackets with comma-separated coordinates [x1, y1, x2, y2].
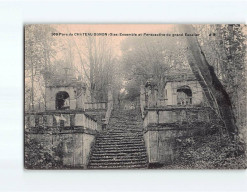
[75, 36, 116, 102]
[182, 24, 238, 139]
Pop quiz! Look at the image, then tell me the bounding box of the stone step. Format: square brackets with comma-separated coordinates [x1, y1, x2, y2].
[108, 121, 142, 123]
[92, 150, 146, 156]
[93, 146, 146, 151]
[96, 138, 144, 142]
[95, 140, 145, 144]
[109, 122, 141, 125]
[88, 164, 147, 169]
[88, 161, 147, 167]
[107, 124, 142, 128]
[93, 147, 146, 153]
[100, 132, 143, 135]
[94, 140, 145, 145]
[109, 123, 142, 126]
[96, 140, 145, 145]
[96, 139, 144, 142]
[94, 144, 146, 148]
[95, 142, 145, 147]
[109, 122, 142, 125]
[96, 141, 145, 146]
[90, 157, 147, 163]
[99, 131, 143, 134]
[110, 119, 141, 122]
[106, 125, 142, 128]
[97, 135, 143, 139]
[88, 109, 148, 169]
[89, 162, 148, 167]
[109, 119, 140, 121]
[92, 152, 147, 158]
[96, 136, 143, 139]
[102, 133, 143, 137]
[106, 128, 143, 131]
[90, 154, 147, 160]
[105, 130, 143, 133]
[109, 119, 142, 123]
[107, 127, 142, 131]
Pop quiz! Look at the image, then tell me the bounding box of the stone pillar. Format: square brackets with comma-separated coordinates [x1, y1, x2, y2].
[158, 98, 166, 107]
[145, 78, 158, 108]
[107, 84, 113, 110]
[140, 85, 145, 103]
[140, 85, 146, 118]
[149, 87, 158, 107]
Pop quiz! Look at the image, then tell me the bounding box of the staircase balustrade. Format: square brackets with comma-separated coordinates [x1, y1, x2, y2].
[84, 102, 107, 110]
[143, 106, 212, 129]
[25, 110, 99, 131]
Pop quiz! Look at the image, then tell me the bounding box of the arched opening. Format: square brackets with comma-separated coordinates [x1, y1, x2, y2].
[56, 91, 70, 110]
[177, 86, 192, 105]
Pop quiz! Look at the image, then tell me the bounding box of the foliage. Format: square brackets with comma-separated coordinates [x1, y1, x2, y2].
[25, 132, 63, 169]
[25, 24, 56, 111]
[24, 25, 247, 169]
[197, 24, 247, 130]
[123, 79, 141, 102]
[121, 35, 189, 83]
[74, 36, 117, 102]
[120, 30, 193, 104]
[165, 130, 246, 169]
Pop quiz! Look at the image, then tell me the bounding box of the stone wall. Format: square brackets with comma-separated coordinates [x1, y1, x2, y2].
[25, 129, 96, 169]
[45, 86, 86, 110]
[46, 86, 76, 110]
[165, 80, 204, 106]
[143, 107, 211, 128]
[25, 110, 99, 131]
[143, 107, 217, 166]
[143, 80, 205, 108]
[85, 110, 106, 127]
[25, 110, 100, 169]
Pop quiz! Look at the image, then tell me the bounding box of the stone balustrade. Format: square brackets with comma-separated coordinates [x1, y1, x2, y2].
[84, 102, 107, 110]
[25, 110, 100, 168]
[143, 106, 217, 166]
[103, 98, 113, 127]
[25, 110, 99, 131]
[143, 106, 212, 129]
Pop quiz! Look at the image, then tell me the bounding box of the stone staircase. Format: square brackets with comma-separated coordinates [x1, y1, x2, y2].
[88, 109, 148, 169]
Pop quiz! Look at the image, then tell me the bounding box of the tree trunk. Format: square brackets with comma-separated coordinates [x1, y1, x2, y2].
[88, 38, 95, 102]
[181, 24, 238, 138]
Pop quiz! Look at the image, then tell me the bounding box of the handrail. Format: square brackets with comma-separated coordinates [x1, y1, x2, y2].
[143, 105, 214, 129]
[84, 102, 107, 110]
[25, 109, 97, 122]
[140, 85, 146, 119]
[144, 105, 211, 111]
[103, 100, 113, 126]
[85, 101, 107, 104]
[25, 110, 99, 131]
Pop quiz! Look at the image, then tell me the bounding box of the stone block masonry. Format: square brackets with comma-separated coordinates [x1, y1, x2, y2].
[88, 109, 148, 169]
[143, 106, 218, 167]
[25, 129, 96, 169]
[24, 110, 100, 169]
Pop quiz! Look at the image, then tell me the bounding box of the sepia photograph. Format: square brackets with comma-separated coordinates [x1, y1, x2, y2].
[24, 24, 247, 170]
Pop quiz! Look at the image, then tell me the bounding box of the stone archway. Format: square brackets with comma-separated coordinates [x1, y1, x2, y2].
[56, 91, 70, 110]
[177, 86, 192, 105]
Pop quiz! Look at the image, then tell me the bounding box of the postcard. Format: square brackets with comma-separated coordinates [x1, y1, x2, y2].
[24, 24, 246, 169]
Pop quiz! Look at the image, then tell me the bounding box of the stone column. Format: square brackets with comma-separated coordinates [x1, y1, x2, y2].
[107, 84, 113, 110]
[140, 85, 146, 118]
[145, 78, 158, 108]
[149, 86, 158, 107]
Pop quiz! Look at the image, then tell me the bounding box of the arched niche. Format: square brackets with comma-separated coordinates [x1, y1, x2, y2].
[56, 91, 70, 110]
[177, 85, 192, 105]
